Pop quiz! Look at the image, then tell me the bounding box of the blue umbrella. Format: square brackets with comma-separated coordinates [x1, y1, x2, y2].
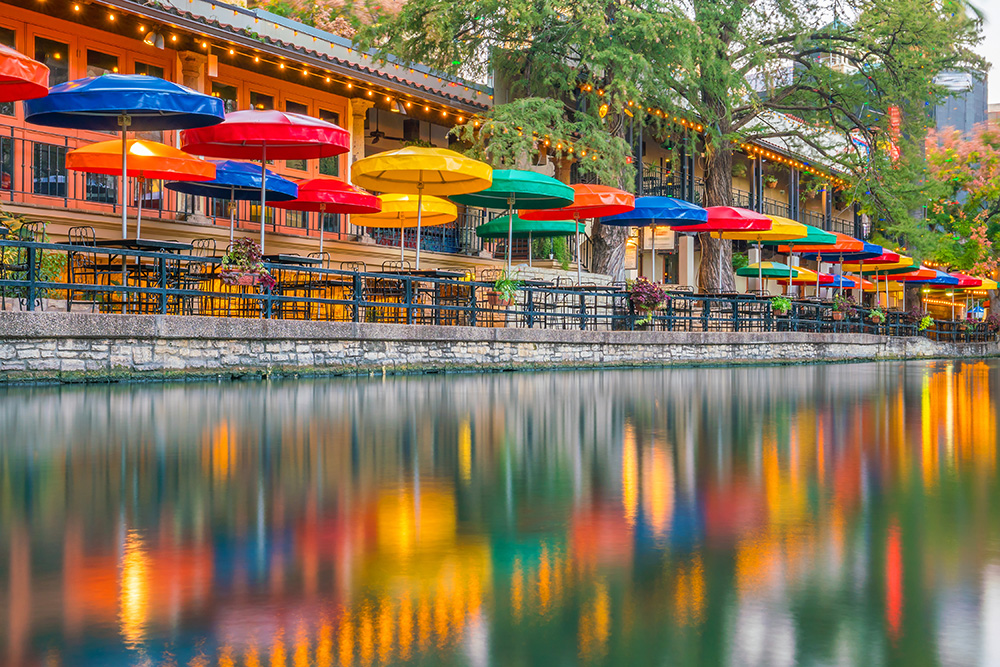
[24, 74, 225, 237]
[601, 196, 708, 280]
[909, 270, 960, 286]
[165, 160, 298, 243]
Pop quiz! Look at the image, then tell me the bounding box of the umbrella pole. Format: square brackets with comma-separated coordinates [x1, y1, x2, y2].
[319, 203, 326, 257]
[576, 214, 582, 284]
[118, 115, 130, 238]
[400, 213, 405, 262]
[507, 198, 514, 273]
[757, 240, 762, 293]
[651, 225, 657, 281]
[528, 230, 532, 268]
[815, 252, 821, 298]
[717, 232, 723, 291]
[259, 144, 267, 253]
[857, 260, 864, 304]
[135, 176, 144, 239]
[415, 183, 424, 270]
[229, 185, 235, 244]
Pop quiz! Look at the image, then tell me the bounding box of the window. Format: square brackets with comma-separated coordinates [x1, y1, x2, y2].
[134, 62, 164, 78]
[0, 135, 13, 191]
[249, 91, 273, 110]
[321, 213, 340, 233]
[319, 109, 341, 177]
[284, 209, 306, 229]
[248, 203, 274, 226]
[285, 101, 309, 171]
[32, 142, 67, 197]
[86, 50, 119, 77]
[0, 28, 16, 116]
[85, 174, 117, 203]
[212, 82, 238, 114]
[34, 37, 69, 86]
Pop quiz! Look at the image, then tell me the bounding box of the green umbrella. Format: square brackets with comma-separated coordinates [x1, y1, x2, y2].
[476, 215, 583, 267]
[737, 261, 800, 293]
[761, 224, 837, 296]
[452, 169, 575, 271]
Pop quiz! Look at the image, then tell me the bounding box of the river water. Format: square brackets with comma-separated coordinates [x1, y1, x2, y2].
[1, 361, 999, 666]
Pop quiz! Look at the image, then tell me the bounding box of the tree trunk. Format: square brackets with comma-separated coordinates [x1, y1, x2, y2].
[698, 147, 735, 292]
[590, 221, 629, 280]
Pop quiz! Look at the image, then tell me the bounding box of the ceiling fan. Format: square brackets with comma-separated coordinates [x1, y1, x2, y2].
[369, 109, 403, 144]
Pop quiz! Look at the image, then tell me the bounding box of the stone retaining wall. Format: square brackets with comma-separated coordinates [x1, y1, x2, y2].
[1, 312, 997, 383]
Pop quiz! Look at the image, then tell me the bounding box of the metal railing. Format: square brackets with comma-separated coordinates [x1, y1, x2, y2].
[0, 239, 987, 342]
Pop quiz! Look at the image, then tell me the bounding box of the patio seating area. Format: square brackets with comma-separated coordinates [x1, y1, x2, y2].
[2, 234, 993, 344]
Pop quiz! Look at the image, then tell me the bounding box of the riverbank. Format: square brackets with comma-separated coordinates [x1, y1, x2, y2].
[1, 312, 997, 384]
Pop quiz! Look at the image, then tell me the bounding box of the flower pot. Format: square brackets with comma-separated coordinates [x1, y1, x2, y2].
[487, 290, 514, 308]
[774, 310, 790, 317]
[832, 311, 844, 321]
[235, 273, 260, 286]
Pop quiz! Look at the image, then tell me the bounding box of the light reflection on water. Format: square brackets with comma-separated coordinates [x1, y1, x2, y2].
[0, 361, 999, 666]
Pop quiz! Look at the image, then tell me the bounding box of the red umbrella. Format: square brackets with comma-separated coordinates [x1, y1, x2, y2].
[0, 43, 48, 103]
[270, 178, 381, 256]
[671, 206, 771, 290]
[519, 184, 634, 282]
[950, 272, 983, 289]
[181, 110, 350, 251]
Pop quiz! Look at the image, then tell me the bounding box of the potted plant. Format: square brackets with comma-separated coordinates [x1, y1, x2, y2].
[731, 162, 747, 179]
[763, 174, 779, 189]
[869, 306, 885, 324]
[627, 277, 669, 326]
[832, 293, 857, 321]
[985, 312, 1000, 333]
[488, 269, 522, 307]
[219, 238, 276, 289]
[919, 314, 935, 332]
[770, 295, 792, 316]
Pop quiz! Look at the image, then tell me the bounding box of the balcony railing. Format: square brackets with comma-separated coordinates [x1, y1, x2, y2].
[0, 238, 985, 342]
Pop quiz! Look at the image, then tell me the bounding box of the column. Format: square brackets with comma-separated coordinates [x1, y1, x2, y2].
[177, 52, 209, 222]
[348, 98, 376, 179]
[853, 202, 863, 239]
[751, 157, 764, 213]
[788, 167, 800, 220]
[822, 184, 833, 231]
[678, 234, 696, 289]
[748, 244, 761, 292]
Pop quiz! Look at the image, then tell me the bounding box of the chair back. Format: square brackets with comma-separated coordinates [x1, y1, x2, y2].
[191, 238, 217, 258]
[69, 226, 96, 246]
[340, 260, 367, 274]
[382, 260, 412, 272]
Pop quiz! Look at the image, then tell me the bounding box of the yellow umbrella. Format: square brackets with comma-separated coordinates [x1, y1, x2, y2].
[351, 147, 492, 268]
[352, 194, 458, 262]
[976, 277, 998, 290]
[723, 216, 806, 290]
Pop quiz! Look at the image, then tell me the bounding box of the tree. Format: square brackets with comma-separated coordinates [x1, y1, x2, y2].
[355, 0, 982, 287]
[925, 120, 1000, 277]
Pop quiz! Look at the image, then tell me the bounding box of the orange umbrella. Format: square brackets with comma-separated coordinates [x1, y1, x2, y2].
[519, 184, 634, 282]
[775, 232, 862, 254]
[67, 139, 215, 238]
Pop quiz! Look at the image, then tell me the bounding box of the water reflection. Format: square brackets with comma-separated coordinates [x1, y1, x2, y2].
[1, 361, 999, 665]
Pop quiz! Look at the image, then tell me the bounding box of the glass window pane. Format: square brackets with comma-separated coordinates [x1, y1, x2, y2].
[35, 37, 68, 86]
[0, 28, 15, 116]
[249, 92, 273, 111]
[134, 62, 164, 78]
[32, 142, 67, 197]
[86, 173, 117, 203]
[285, 101, 309, 170]
[318, 109, 341, 176]
[0, 136, 13, 191]
[212, 82, 238, 114]
[86, 50, 119, 77]
[284, 209, 306, 229]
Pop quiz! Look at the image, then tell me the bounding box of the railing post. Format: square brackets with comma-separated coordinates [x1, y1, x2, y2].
[579, 293, 586, 330]
[264, 284, 272, 319]
[404, 278, 414, 325]
[25, 245, 36, 311]
[159, 256, 167, 315]
[732, 297, 740, 332]
[352, 273, 362, 323]
[526, 288, 535, 328]
[469, 283, 478, 328]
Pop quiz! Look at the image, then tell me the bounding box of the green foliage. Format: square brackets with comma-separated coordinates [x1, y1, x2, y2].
[770, 295, 792, 315]
[919, 314, 934, 331]
[492, 269, 523, 300]
[0, 212, 66, 300]
[731, 251, 748, 271]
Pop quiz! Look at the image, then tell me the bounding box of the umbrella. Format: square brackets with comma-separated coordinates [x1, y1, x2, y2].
[841, 251, 904, 307]
[0, 43, 48, 102]
[760, 223, 837, 296]
[802, 241, 887, 301]
[181, 110, 351, 252]
[350, 193, 457, 261]
[165, 160, 298, 243]
[519, 184, 635, 283]
[450, 169, 573, 272]
[674, 207, 771, 291]
[66, 139, 215, 238]
[475, 215, 583, 266]
[270, 178, 382, 256]
[777, 267, 835, 286]
[24, 74, 225, 238]
[737, 261, 798, 294]
[352, 147, 492, 270]
[601, 196, 707, 281]
[723, 215, 807, 292]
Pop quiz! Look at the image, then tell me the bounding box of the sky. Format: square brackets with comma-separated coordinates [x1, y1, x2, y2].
[976, 0, 1000, 103]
